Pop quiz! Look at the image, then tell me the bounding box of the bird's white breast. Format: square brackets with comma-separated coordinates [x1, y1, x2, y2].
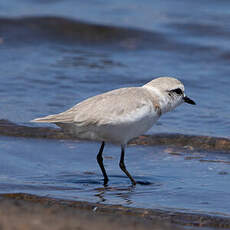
[62, 101, 160, 145]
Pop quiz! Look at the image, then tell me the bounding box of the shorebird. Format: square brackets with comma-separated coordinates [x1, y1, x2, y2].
[31, 77, 195, 185]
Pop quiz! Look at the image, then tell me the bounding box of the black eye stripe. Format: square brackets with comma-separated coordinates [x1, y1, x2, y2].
[171, 88, 183, 95]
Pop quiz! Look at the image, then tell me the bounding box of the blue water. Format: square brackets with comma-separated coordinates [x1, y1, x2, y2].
[1, 136, 230, 216]
[0, 0, 230, 217]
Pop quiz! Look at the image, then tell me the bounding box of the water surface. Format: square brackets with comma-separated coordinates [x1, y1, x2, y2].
[1, 136, 230, 217]
[0, 0, 230, 218]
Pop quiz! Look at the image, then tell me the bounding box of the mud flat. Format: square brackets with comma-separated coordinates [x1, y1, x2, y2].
[0, 119, 230, 152]
[1, 193, 230, 230]
[0, 193, 177, 230]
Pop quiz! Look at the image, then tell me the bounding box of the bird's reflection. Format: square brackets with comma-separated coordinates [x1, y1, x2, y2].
[94, 183, 136, 204]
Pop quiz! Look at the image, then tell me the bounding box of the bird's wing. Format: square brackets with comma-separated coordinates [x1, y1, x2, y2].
[31, 87, 159, 126]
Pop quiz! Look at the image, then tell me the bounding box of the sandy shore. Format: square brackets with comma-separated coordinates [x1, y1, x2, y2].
[0, 193, 179, 230]
[0, 119, 230, 152]
[0, 193, 230, 230]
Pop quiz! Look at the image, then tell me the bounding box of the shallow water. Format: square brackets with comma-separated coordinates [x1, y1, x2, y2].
[0, 0, 230, 218]
[1, 136, 230, 216]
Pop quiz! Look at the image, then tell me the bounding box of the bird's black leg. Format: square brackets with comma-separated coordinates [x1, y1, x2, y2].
[96, 141, 108, 185]
[119, 145, 136, 185]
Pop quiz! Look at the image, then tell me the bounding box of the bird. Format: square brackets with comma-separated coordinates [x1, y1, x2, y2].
[31, 76, 195, 185]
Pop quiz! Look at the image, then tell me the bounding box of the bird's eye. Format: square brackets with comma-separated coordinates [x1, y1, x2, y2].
[171, 88, 183, 95]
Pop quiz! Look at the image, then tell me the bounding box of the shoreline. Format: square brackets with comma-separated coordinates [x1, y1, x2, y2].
[0, 193, 230, 229]
[0, 119, 230, 152]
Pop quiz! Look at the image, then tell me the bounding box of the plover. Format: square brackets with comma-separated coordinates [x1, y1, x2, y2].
[31, 77, 195, 185]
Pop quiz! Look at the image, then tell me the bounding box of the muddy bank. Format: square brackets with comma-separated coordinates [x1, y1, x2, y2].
[0, 119, 230, 152]
[0, 193, 230, 229]
[0, 193, 178, 230]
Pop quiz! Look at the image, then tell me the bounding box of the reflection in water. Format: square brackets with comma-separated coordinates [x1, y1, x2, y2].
[94, 184, 136, 205]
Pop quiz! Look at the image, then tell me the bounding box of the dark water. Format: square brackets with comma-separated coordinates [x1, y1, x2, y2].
[0, 0, 230, 217]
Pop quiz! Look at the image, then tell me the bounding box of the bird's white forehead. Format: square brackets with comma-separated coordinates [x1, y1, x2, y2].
[143, 77, 185, 92]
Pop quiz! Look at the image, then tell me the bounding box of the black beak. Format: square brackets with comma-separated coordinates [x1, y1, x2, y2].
[183, 96, 196, 105]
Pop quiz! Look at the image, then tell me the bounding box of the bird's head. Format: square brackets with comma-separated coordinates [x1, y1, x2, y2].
[143, 77, 196, 113]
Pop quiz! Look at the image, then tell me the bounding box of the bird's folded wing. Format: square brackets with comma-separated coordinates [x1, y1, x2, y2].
[31, 87, 157, 126]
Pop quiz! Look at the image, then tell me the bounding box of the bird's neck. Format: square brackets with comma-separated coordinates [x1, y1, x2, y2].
[142, 86, 175, 114]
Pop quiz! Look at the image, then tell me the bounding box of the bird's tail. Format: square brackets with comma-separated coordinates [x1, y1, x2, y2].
[31, 114, 60, 123]
[31, 110, 75, 123]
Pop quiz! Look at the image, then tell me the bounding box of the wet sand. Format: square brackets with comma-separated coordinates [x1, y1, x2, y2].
[1, 119, 230, 152]
[1, 193, 230, 230]
[0, 193, 178, 230]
